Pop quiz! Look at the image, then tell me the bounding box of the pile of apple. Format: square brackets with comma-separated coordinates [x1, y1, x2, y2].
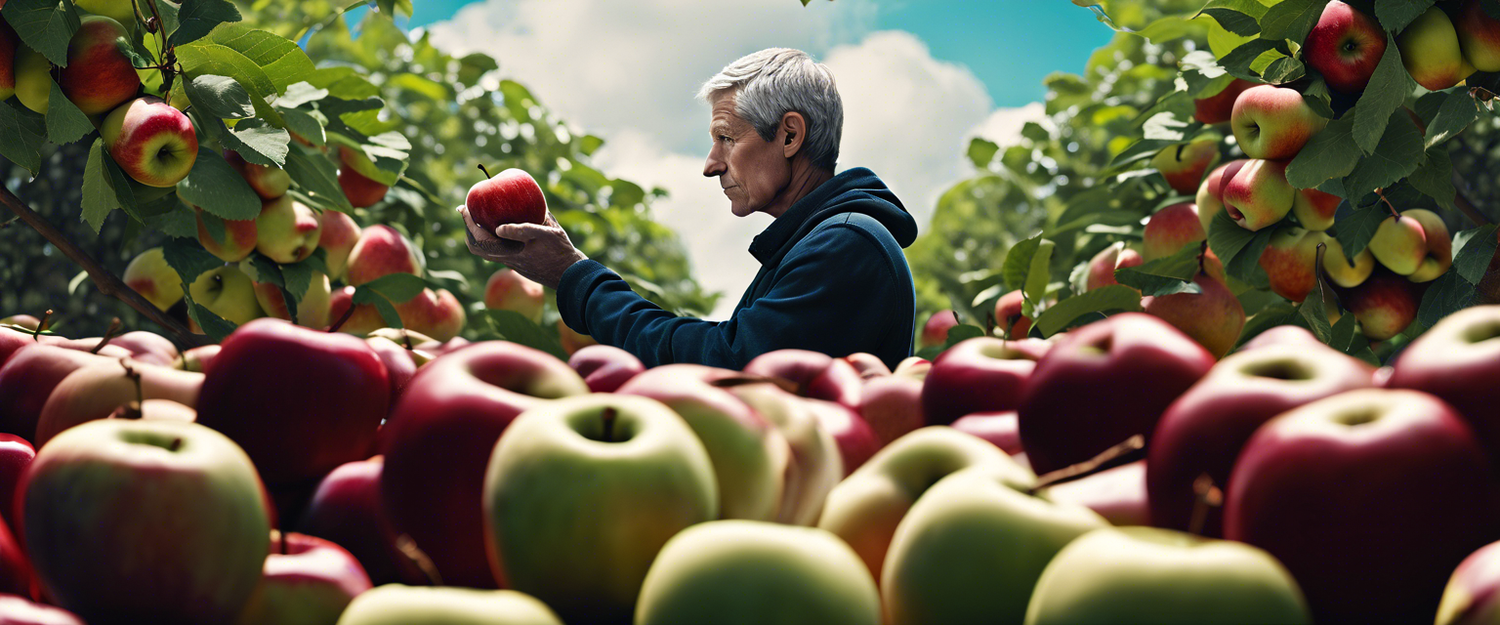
[4, 295, 1500, 624]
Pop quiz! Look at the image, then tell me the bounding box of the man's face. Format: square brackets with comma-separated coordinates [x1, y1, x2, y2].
[703, 92, 792, 218]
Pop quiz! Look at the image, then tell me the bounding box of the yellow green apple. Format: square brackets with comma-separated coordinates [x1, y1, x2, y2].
[123, 247, 184, 311]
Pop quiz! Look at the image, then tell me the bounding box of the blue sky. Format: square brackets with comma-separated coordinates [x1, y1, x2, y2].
[403, 0, 1110, 109]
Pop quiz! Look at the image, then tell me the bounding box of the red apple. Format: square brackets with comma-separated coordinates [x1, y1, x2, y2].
[1341, 268, 1422, 341]
[1196, 159, 1249, 232]
[1222, 159, 1295, 232]
[345, 225, 423, 287]
[0, 22, 16, 103]
[743, 349, 862, 409]
[568, 344, 645, 393]
[1142, 202, 1206, 262]
[466, 167, 547, 234]
[1146, 344, 1374, 536]
[0, 435, 33, 531]
[196, 318, 390, 485]
[844, 353, 891, 379]
[1152, 141, 1221, 196]
[328, 286, 387, 337]
[393, 288, 465, 343]
[949, 411, 1023, 455]
[0, 515, 36, 603]
[1141, 272, 1246, 359]
[1084, 244, 1143, 292]
[921, 337, 1051, 426]
[857, 374, 925, 446]
[993, 290, 1031, 339]
[1194, 79, 1256, 125]
[56, 17, 140, 115]
[484, 268, 545, 323]
[338, 148, 390, 208]
[1018, 313, 1215, 476]
[295, 457, 427, 586]
[1231, 86, 1328, 160]
[918, 310, 959, 349]
[234, 532, 372, 625]
[1224, 389, 1500, 623]
[100, 96, 198, 188]
[224, 150, 290, 200]
[33, 359, 204, 447]
[1303, 2, 1386, 92]
[317, 210, 360, 281]
[1238, 324, 1324, 351]
[256, 196, 322, 265]
[1436, 540, 1500, 625]
[364, 337, 419, 406]
[103, 330, 178, 367]
[556, 319, 597, 356]
[1457, 0, 1500, 73]
[1043, 459, 1149, 527]
[380, 341, 588, 588]
[0, 346, 114, 442]
[807, 399, 880, 476]
[1386, 305, 1500, 462]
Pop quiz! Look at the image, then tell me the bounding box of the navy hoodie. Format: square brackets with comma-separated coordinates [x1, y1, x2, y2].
[556, 167, 919, 371]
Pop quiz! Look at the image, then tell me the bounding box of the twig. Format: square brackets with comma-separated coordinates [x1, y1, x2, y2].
[1452, 171, 1493, 227]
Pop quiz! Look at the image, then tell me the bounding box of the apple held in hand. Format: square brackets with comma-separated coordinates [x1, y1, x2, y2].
[485, 268, 545, 323]
[1399, 7, 1469, 91]
[882, 465, 1104, 625]
[101, 96, 198, 188]
[484, 394, 718, 625]
[1225, 389, 1500, 624]
[21, 419, 271, 624]
[1303, 2, 1385, 93]
[1194, 78, 1256, 125]
[1026, 527, 1311, 625]
[346, 225, 424, 287]
[635, 521, 881, 625]
[1231, 86, 1328, 160]
[1152, 141, 1220, 197]
[225, 150, 291, 200]
[337, 585, 563, 625]
[122, 247, 184, 311]
[233, 532, 372, 625]
[467, 166, 547, 234]
[57, 16, 140, 116]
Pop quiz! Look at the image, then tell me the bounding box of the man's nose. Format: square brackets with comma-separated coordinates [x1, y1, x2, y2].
[703, 152, 726, 178]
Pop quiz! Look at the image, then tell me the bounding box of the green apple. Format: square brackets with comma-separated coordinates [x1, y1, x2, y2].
[1231, 86, 1328, 160]
[817, 426, 1030, 585]
[253, 271, 333, 328]
[1398, 7, 1468, 91]
[1292, 187, 1341, 232]
[101, 96, 199, 188]
[635, 521, 880, 625]
[1404, 208, 1453, 282]
[122, 247, 184, 311]
[1322, 236, 1376, 288]
[1196, 160, 1247, 233]
[57, 16, 140, 116]
[73, 0, 138, 27]
[13, 44, 51, 114]
[1368, 212, 1432, 276]
[882, 465, 1106, 624]
[188, 264, 264, 326]
[20, 419, 271, 623]
[726, 383, 842, 526]
[1025, 527, 1311, 624]
[483, 394, 718, 625]
[256, 196, 323, 264]
[224, 150, 291, 200]
[337, 585, 563, 625]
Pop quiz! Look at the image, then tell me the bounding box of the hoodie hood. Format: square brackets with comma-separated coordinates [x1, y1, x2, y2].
[747, 167, 918, 266]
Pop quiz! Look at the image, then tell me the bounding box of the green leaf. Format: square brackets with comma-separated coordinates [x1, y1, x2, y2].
[284, 144, 352, 213]
[198, 212, 225, 245]
[44, 80, 92, 145]
[219, 119, 290, 168]
[278, 82, 331, 108]
[1115, 244, 1205, 297]
[1328, 305, 1360, 352]
[278, 108, 327, 147]
[1298, 272, 1334, 343]
[1416, 271, 1479, 329]
[1219, 38, 1283, 81]
[1333, 204, 1387, 260]
[1002, 235, 1043, 292]
[1408, 146, 1456, 210]
[352, 287, 404, 329]
[1024, 239, 1055, 306]
[160, 236, 224, 288]
[170, 0, 242, 48]
[1302, 77, 1335, 119]
[1352, 34, 1412, 155]
[176, 148, 262, 220]
[1262, 56, 1305, 84]
[484, 310, 568, 361]
[81, 139, 119, 233]
[175, 40, 282, 126]
[183, 74, 255, 119]
[1452, 225, 1500, 285]
[1200, 7, 1260, 36]
[0, 100, 46, 173]
[1424, 89, 1479, 149]
[1287, 115, 1358, 189]
[578, 135, 605, 156]
[1259, 0, 1322, 43]
[185, 301, 237, 342]
[3, 0, 81, 66]
[1033, 286, 1144, 337]
[188, 24, 315, 94]
[1374, 0, 1434, 33]
[279, 259, 315, 308]
[1207, 211, 1264, 276]
[967, 137, 1000, 169]
[149, 0, 182, 39]
[359, 272, 425, 304]
[1342, 110, 1425, 199]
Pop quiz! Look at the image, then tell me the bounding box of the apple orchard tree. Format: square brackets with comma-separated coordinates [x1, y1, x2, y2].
[0, 0, 715, 356]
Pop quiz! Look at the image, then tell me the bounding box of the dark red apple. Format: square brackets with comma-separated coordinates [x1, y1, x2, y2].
[295, 456, 427, 586]
[0, 345, 113, 442]
[857, 374, 926, 446]
[921, 337, 1051, 426]
[235, 532, 373, 625]
[843, 353, 891, 379]
[0, 435, 33, 531]
[807, 399, 879, 476]
[742, 348, 862, 409]
[1387, 305, 1500, 462]
[949, 411, 1023, 455]
[568, 344, 646, 393]
[466, 167, 546, 234]
[1194, 79, 1256, 125]
[1043, 459, 1149, 527]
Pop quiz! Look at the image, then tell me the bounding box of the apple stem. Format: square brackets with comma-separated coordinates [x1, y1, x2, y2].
[601, 407, 618, 442]
[1196, 241, 1209, 275]
[1187, 473, 1223, 536]
[395, 534, 445, 586]
[280, 529, 289, 556]
[120, 358, 145, 420]
[328, 303, 357, 334]
[92, 318, 123, 354]
[169, 437, 183, 452]
[477, 164, 494, 179]
[985, 310, 999, 340]
[1028, 435, 1145, 493]
[1378, 192, 1401, 220]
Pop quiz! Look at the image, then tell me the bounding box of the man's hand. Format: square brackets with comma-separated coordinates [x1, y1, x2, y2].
[460, 206, 588, 289]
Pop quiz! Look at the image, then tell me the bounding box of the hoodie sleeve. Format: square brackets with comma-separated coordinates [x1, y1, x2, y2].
[556, 220, 907, 370]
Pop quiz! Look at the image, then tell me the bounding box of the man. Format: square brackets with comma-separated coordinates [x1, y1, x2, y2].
[462, 48, 917, 370]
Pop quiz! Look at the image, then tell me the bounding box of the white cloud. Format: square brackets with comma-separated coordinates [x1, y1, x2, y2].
[971, 102, 1049, 150]
[427, 1, 1034, 321]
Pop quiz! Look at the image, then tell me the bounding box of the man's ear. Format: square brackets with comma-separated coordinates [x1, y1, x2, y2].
[781, 111, 808, 159]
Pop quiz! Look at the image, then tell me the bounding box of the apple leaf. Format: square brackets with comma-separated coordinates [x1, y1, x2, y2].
[0, 100, 47, 174]
[1033, 285, 1143, 338]
[141, 202, 197, 239]
[278, 83, 331, 109]
[1416, 271, 1479, 330]
[219, 119, 290, 168]
[1024, 239, 1055, 307]
[284, 144, 353, 213]
[1233, 302, 1298, 349]
[352, 288, 404, 330]
[184, 299, 237, 342]
[1451, 224, 1500, 286]
[1374, 0, 1433, 33]
[484, 310, 569, 361]
[170, 0, 243, 48]
[278, 260, 315, 307]
[1199, 8, 1261, 36]
[1424, 89, 1479, 150]
[967, 138, 1000, 170]
[43, 80, 92, 146]
[161, 236, 225, 289]
[190, 25, 315, 94]
[1207, 211, 1270, 282]
[1133, 16, 1199, 45]
[1258, 0, 1322, 43]
[147, 0, 183, 39]
[1331, 203, 1386, 261]
[1298, 276, 1335, 344]
[3, 0, 81, 66]
[81, 140, 119, 234]
[177, 148, 263, 221]
[359, 273, 425, 305]
[184, 75, 256, 120]
[278, 108, 328, 148]
[1261, 56, 1305, 84]
[1342, 110, 1425, 200]
[1002, 235, 1044, 293]
[1302, 77, 1336, 119]
[198, 212, 226, 246]
[1408, 146, 1457, 211]
[1115, 244, 1204, 297]
[1287, 119, 1360, 191]
[1218, 38, 1284, 82]
[1351, 35, 1412, 155]
[1327, 305, 1360, 352]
